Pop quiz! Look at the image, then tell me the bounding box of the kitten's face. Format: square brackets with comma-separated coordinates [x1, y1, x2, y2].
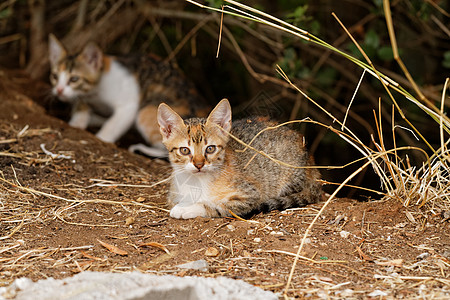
[48, 34, 103, 102]
[158, 99, 232, 175]
[167, 119, 228, 174]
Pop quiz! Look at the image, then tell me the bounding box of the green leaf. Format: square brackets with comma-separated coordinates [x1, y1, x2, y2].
[0, 8, 11, 19]
[364, 29, 380, 49]
[443, 51, 450, 69]
[377, 46, 394, 62]
[316, 67, 338, 87]
[205, 0, 224, 8]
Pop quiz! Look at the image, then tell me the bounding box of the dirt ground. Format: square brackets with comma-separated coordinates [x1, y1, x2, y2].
[0, 70, 449, 299]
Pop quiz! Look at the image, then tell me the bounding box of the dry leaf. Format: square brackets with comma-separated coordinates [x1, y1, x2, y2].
[205, 247, 219, 257]
[318, 276, 334, 283]
[139, 242, 170, 254]
[72, 260, 93, 273]
[405, 211, 416, 223]
[98, 239, 128, 256]
[136, 197, 145, 202]
[80, 250, 104, 261]
[376, 259, 403, 267]
[356, 246, 373, 261]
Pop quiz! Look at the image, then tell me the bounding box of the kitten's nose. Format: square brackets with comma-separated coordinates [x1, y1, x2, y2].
[193, 157, 205, 170]
[56, 87, 64, 95]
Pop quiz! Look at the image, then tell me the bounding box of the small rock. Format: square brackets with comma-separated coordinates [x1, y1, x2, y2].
[226, 225, 236, 231]
[125, 217, 135, 226]
[368, 290, 388, 297]
[269, 231, 283, 236]
[73, 164, 84, 172]
[253, 238, 261, 243]
[340, 230, 351, 238]
[176, 259, 209, 271]
[247, 229, 255, 235]
[205, 247, 219, 257]
[340, 289, 354, 297]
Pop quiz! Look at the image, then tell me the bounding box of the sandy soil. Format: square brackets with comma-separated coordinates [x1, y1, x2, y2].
[0, 70, 449, 299]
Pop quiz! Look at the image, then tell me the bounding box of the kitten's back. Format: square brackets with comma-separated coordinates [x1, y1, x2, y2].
[225, 118, 322, 215]
[116, 54, 209, 116]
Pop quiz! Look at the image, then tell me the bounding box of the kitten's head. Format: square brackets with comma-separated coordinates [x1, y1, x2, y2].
[48, 34, 103, 102]
[158, 99, 232, 174]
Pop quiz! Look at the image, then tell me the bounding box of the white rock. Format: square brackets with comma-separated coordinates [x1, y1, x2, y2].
[176, 259, 209, 271]
[339, 231, 351, 238]
[3, 272, 277, 300]
[226, 225, 235, 231]
[368, 290, 388, 297]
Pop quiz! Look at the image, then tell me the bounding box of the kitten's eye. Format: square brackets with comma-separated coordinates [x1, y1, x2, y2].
[179, 147, 191, 155]
[69, 76, 80, 83]
[205, 145, 216, 154]
[50, 73, 58, 81]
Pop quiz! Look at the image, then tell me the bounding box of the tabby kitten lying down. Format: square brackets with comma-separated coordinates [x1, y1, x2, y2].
[158, 99, 323, 219]
[48, 34, 207, 157]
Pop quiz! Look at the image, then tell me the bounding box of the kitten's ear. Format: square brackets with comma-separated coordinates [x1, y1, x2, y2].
[206, 98, 232, 133]
[157, 103, 185, 140]
[80, 42, 103, 72]
[48, 34, 66, 66]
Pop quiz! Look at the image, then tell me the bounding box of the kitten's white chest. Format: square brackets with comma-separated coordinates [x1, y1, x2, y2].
[171, 171, 212, 206]
[95, 60, 140, 109]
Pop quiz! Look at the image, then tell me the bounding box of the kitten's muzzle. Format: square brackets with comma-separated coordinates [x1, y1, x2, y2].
[193, 156, 205, 170]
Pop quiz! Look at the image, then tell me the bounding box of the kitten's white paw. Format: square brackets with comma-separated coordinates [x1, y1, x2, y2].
[95, 131, 116, 143]
[69, 118, 89, 130]
[170, 204, 207, 219]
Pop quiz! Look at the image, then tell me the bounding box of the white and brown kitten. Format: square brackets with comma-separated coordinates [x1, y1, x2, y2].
[158, 99, 323, 219]
[48, 34, 208, 156]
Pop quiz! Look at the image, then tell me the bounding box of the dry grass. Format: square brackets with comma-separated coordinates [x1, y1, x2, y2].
[186, 0, 450, 298]
[0, 1, 449, 299]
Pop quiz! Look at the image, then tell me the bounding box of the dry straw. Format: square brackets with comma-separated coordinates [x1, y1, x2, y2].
[186, 0, 450, 298]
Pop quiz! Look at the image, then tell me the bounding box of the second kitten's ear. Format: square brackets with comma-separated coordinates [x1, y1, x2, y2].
[206, 98, 232, 133]
[157, 103, 185, 140]
[48, 34, 67, 66]
[80, 42, 103, 72]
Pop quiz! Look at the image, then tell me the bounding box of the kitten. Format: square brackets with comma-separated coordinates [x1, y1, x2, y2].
[48, 34, 208, 156]
[157, 99, 323, 219]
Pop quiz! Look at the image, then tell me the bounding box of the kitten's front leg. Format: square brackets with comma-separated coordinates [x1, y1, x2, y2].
[96, 104, 138, 143]
[170, 203, 208, 219]
[69, 105, 91, 130]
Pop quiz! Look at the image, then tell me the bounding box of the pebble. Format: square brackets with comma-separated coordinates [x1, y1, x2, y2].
[226, 225, 236, 231]
[205, 247, 219, 257]
[339, 230, 351, 238]
[176, 259, 209, 271]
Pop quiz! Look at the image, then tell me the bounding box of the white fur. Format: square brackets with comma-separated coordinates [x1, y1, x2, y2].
[69, 109, 91, 129]
[90, 60, 140, 143]
[49, 34, 143, 144]
[53, 59, 140, 143]
[128, 143, 167, 157]
[170, 203, 207, 219]
[169, 168, 214, 219]
[53, 71, 81, 101]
